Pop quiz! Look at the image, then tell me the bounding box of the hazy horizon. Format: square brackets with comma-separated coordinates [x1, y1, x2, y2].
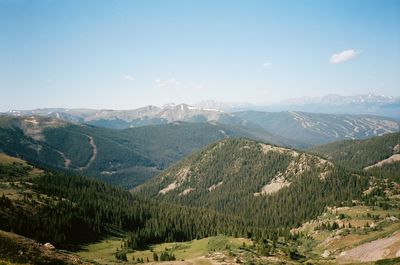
[2, 92, 400, 112]
[1, 0, 399, 111]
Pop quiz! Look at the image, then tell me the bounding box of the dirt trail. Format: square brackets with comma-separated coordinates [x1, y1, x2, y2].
[78, 135, 97, 170]
[337, 232, 400, 263]
[55, 150, 71, 168]
[53, 135, 96, 170]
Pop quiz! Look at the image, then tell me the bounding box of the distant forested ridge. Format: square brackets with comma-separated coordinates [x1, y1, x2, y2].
[310, 132, 400, 180]
[0, 115, 300, 188]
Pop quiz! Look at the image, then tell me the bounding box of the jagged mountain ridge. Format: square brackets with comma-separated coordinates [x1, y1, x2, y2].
[6, 104, 238, 129]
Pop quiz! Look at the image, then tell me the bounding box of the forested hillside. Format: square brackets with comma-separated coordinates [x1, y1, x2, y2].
[0, 115, 300, 188]
[137, 138, 369, 229]
[1, 138, 399, 264]
[310, 132, 400, 179]
[0, 154, 254, 250]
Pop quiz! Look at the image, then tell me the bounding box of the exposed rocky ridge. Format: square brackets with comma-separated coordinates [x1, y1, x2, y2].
[139, 138, 335, 198]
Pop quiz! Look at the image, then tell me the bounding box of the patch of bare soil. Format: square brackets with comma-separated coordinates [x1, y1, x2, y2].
[78, 135, 97, 170]
[337, 232, 400, 263]
[364, 154, 400, 170]
[254, 175, 290, 196]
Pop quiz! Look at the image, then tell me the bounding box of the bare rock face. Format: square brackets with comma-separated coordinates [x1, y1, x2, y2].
[337, 232, 400, 262]
[321, 250, 330, 258]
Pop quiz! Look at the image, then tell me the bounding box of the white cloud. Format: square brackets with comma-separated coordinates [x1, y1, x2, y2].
[330, 49, 359, 64]
[262, 62, 272, 68]
[121, 75, 134, 81]
[155, 78, 181, 87]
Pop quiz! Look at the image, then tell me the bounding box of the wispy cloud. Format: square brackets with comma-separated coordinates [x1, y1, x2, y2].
[330, 49, 360, 64]
[155, 78, 181, 87]
[262, 62, 272, 68]
[121, 75, 134, 81]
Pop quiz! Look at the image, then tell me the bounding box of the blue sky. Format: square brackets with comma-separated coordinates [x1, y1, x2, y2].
[1, 0, 399, 110]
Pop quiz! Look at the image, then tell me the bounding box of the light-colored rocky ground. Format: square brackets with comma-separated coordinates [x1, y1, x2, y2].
[337, 232, 400, 263]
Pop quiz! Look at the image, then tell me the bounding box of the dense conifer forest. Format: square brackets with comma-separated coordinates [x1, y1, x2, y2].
[139, 139, 370, 230]
[0, 116, 297, 188]
[310, 132, 400, 170]
[0, 162, 256, 249]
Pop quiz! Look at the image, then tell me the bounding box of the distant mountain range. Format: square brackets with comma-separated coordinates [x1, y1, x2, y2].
[234, 111, 400, 145]
[5, 104, 236, 129]
[275, 94, 400, 119]
[5, 101, 399, 146]
[194, 94, 400, 119]
[6, 94, 400, 126]
[282, 94, 399, 105]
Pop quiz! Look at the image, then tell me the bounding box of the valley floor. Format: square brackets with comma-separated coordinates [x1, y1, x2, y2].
[73, 200, 400, 265]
